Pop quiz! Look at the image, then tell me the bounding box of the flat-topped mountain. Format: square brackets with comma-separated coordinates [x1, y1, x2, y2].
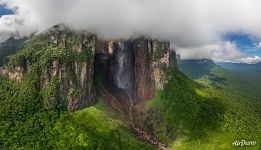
[1, 24, 177, 111]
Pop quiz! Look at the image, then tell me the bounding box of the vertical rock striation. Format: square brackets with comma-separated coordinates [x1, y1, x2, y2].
[41, 25, 97, 110]
[133, 38, 170, 100]
[133, 38, 155, 100]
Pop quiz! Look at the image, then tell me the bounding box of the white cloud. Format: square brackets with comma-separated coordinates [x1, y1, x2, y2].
[176, 41, 261, 63]
[256, 42, 261, 48]
[239, 55, 261, 64]
[176, 41, 246, 61]
[1, 0, 261, 62]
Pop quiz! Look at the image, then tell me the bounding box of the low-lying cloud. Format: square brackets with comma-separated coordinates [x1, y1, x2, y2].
[1, 0, 261, 63]
[176, 41, 246, 61]
[240, 55, 261, 64]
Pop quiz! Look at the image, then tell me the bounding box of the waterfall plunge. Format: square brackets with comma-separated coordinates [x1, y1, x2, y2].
[114, 42, 133, 90]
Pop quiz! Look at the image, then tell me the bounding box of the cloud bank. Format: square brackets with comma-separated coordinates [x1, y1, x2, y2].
[1, 0, 261, 63]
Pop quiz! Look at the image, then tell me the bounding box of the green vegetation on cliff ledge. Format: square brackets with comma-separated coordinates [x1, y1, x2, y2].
[6, 34, 92, 69]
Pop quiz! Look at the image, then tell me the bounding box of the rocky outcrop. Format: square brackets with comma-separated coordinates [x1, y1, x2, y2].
[0, 66, 23, 81]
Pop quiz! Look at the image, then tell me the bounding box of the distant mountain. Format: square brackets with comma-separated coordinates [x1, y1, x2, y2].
[216, 61, 261, 72]
[0, 37, 26, 66]
[178, 59, 228, 87]
[178, 59, 217, 79]
[178, 59, 261, 97]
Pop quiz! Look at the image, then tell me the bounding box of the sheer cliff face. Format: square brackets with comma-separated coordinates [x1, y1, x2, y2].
[1, 26, 175, 111]
[133, 39, 155, 100]
[44, 28, 96, 111]
[134, 39, 170, 100]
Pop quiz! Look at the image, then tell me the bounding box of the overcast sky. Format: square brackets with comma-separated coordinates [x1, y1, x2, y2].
[1, 0, 261, 63]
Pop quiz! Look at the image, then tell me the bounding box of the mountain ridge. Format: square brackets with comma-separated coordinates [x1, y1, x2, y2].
[216, 61, 261, 72]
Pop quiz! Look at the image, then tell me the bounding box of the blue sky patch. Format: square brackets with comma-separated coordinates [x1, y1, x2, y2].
[224, 33, 261, 57]
[0, 5, 13, 16]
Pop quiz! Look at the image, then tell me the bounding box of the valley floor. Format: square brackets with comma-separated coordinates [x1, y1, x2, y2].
[1, 67, 260, 150]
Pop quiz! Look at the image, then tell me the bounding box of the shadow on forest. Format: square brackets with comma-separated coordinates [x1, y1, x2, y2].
[208, 73, 227, 88]
[162, 69, 226, 139]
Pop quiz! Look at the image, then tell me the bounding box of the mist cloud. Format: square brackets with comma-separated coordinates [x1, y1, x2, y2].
[1, 0, 261, 63]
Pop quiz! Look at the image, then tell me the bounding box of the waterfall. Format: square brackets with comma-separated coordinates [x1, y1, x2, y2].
[114, 42, 132, 90]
